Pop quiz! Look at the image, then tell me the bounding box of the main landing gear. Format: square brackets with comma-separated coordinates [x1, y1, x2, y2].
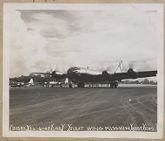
[77, 82, 85, 88]
[69, 82, 85, 88]
[110, 81, 118, 88]
[69, 81, 118, 88]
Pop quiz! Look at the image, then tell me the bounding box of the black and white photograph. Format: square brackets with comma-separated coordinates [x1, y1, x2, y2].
[3, 3, 163, 138]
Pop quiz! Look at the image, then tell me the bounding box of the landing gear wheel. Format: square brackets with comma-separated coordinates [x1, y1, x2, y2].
[78, 82, 85, 88]
[69, 83, 72, 88]
[110, 81, 118, 88]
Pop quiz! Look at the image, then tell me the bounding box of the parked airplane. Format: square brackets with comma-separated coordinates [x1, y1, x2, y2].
[10, 67, 157, 88]
[10, 82, 24, 87]
[27, 78, 34, 86]
[10, 78, 34, 87]
[65, 67, 157, 88]
[11, 62, 157, 88]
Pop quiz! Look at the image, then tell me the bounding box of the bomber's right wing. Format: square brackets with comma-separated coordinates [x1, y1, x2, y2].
[112, 69, 157, 81]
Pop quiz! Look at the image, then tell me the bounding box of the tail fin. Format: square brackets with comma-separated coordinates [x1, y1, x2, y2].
[28, 78, 34, 85]
[64, 78, 69, 84]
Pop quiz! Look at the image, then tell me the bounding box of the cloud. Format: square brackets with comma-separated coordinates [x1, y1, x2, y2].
[9, 5, 162, 77]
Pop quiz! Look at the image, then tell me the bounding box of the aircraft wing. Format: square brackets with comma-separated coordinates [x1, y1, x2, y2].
[67, 68, 157, 83]
[113, 70, 157, 80]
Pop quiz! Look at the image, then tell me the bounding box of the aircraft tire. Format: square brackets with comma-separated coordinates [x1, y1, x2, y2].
[78, 82, 85, 88]
[69, 84, 72, 88]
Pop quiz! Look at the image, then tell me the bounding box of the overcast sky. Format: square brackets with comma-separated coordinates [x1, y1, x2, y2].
[8, 4, 163, 77]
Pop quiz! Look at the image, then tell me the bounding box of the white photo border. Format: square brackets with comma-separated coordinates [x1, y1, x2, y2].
[3, 3, 164, 138]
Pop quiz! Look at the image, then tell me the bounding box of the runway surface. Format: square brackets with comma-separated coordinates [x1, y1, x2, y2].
[9, 86, 157, 131]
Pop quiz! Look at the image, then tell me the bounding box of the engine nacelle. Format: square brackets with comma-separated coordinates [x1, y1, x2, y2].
[127, 68, 134, 73]
[127, 68, 138, 78]
[102, 70, 109, 76]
